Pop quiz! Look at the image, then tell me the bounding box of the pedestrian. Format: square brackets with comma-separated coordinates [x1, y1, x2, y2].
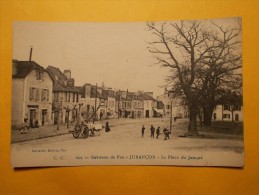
[156, 127, 160, 139]
[141, 125, 145, 138]
[150, 125, 155, 138]
[163, 128, 170, 140]
[20, 118, 29, 134]
[105, 122, 110, 132]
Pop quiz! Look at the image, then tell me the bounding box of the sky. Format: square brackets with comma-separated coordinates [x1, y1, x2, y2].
[13, 21, 168, 97]
[12, 18, 241, 98]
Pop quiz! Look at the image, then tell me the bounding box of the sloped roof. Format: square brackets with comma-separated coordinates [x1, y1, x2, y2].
[12, 60, 47, 78]
[90, 85, 105, 98]
[141, 93, 157, 101]
[46, 66, 80, 93]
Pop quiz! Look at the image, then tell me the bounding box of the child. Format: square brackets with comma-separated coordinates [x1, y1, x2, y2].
[163, 128, 170, 140]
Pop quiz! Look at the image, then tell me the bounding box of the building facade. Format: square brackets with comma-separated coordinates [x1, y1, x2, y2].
[115, 90, 158, 118]
[46, 66, 81, 124]
[212, 104, 243, 122]
[80, 83, 116, 121]
[12, 60, 53, 128]
[157, 93, 188, 119]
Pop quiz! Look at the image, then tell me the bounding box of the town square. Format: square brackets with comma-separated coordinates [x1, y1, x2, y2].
[11, 18, 243, 167]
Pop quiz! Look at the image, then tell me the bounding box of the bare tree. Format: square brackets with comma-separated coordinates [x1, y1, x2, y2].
[63, 106, 71, 129]
[147, 18, 242, 135]
[197, 21, 242, 125]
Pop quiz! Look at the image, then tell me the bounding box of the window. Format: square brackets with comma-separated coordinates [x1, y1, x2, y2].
[65, 92, 68, 102]
[76, 93, 79, 103]
[54, 93, 58, 102]
[223, 114, 230, 119]
[126, 102, 131, 108]
[36, 70, 43, 80]
[35, 89, 40, 101]
[29, 87, 36, 101]
[167, 105, 171, 109]
[59, 93, 63, 101]
[213, 113, 216, 120]
[41, 89, 49, 102]
[41, 89, 45, 101]
[235, 114, 239, 121]
[108, 100, 114, 107]
[234, 105, 241, 111]
[224, 104, 230, 111]
[73, 93, 75, 102]
[46, 90, 49, 101]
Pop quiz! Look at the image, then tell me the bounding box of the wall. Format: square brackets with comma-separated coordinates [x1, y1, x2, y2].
[11, 79, 24, 127]
[24, 70, 53, 126]
[213, 105, 244, 122]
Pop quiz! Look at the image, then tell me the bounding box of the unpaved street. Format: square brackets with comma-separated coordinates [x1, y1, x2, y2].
[11, 118, 244, 167]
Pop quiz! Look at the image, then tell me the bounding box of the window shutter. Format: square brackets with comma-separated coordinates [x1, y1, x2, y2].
[41, 89, 44, 101]
[29, 88, 33, 101]
[36, 89, 40, 101]
[47, 90, 49, 101]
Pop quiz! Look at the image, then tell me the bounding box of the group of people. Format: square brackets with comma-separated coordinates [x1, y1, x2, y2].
[141, 125, 171, 140]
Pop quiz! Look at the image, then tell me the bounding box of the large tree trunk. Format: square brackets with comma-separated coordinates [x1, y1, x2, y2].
[202, 105, 214, 126]
[188, 105, 198, 136]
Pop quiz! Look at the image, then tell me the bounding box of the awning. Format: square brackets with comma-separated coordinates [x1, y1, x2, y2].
[153, 108, 164, 114]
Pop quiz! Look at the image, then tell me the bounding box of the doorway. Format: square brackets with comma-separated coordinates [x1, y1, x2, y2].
[29, 109, 36, 127]
[145, 110, 149, 118]
[235, 114, 239, 121]
[42, 109, 47, 126]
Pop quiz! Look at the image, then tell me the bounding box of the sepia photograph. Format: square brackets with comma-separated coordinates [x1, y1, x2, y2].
[11, 17, 243, 167]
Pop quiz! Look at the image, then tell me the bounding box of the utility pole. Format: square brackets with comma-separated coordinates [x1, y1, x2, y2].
[78, 103, 83, 122]
[29, 46, 33, 61]
[94, 83, 97, 123]
[170, 100, 173, 131]
[117, 90, 120, 119]
[168, 91, 173, 132]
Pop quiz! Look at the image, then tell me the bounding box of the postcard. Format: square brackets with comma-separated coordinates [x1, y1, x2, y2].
[11, 17, 243, 167]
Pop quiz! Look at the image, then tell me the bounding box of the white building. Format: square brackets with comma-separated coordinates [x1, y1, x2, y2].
[12, 60, 53, 128]
[212, 104, 243, 122]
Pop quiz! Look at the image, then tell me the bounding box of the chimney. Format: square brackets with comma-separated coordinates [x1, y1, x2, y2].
[63, 70, 71, 79]
[29, 46, 33, 61]
[84, 83, 91, 98]
[67, 78, 75, 87]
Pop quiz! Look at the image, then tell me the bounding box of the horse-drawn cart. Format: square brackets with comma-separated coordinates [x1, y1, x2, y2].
[70, 122, 103, 139]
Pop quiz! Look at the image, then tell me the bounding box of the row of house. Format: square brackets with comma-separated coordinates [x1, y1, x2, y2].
[11, 60, 169, 128]
[11, 60, 243, 129]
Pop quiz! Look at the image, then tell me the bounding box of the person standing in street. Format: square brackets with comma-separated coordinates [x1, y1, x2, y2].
[105, 122, 110, 132]
[156, 126, 160, 139]
[150, 125, 155, 138]
[163, 128, 170, 140]
[141, 125, 145, 138]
